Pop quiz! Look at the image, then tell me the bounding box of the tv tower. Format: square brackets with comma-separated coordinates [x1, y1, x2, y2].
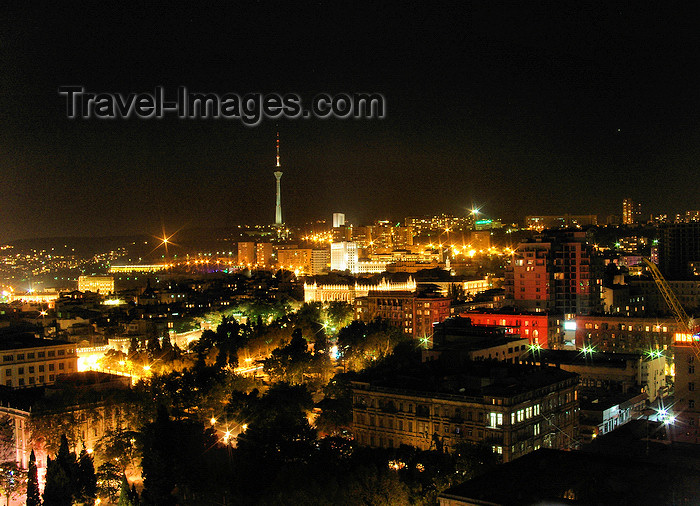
[274, 132, 283, 226]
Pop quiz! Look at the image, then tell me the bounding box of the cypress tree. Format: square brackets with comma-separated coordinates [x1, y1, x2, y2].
[78, 446, 97, 504]
[130, 483, 140, 505]
[43, 456, 72, 506]
[118, 474, 134, 506]
[27, 449, 41, 506]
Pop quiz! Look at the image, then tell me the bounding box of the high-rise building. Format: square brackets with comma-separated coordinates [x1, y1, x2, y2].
[255, 243, 273, 267]
[622, 198, 642, 225]
[673, 339, 700, 444]
[332, 213, 345, 228]
[505, 231, 602, 314]
[237, 242, 256, 266]
[330, 241, 358, 273]
[310, 248, 330, 275]
[277, 248, 313, 273]
[658, 222, 700, 279]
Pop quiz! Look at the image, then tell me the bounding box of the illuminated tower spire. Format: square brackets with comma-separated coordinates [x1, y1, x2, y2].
[274, 131, 283, 226]
[276, 131, 281, 168]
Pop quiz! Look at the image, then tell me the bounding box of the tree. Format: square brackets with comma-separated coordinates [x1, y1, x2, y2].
[27, 450, 41, 506]
[77, 446, 97, 504]
[96, 462, 121, 503]
[43, 434, 79, 505]
[95, 428, 140, 473]
[236, 383, 316, 465]
[325, 301, 353, 329]
[43, 456, 72, 506]
[128, 337, 139, 355]
[0, 415, 15, 463]
[0, 461, 26, 506]
[263, 329, 313, 384]
[140, 405, 219, 504]
[118, 474, 135, 506]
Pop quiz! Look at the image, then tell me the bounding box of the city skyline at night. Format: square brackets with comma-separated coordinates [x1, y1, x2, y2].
[4, 4, 700, 502]
[2, 5, 700, 242]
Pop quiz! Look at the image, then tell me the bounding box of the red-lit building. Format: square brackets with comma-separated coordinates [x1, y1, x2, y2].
[354, 291, 451, 339]
[461, 310, 557, 348]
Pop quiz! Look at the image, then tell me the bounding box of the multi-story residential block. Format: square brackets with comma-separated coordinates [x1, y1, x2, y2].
[237, 241, 256, 266]
[658, 222, 700, 280]
[600, 285, 646, 315]
[573, 315, 679, 353]
[351, 361, 578, 462]
[672, 336, 700, 444]
[277, 248, 313, 273]
[531, 349, 666, 399]
[524, 214, 598, 231]
[622, 198, 642, 225]
[0, 335, 78, 388]
[628, 279, 700, 313]
[255, 242, 273, 267]
[354, 290, 450, 338]
[505, 232, 602, 315]
[310, 248, 330, 275]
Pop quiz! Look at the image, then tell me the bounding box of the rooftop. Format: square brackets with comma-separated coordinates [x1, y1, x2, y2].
[353, 359, 577, 400]
[0, 333, 73, 351]
[440, 448, 700, 505]
[534, 349, 651, 368]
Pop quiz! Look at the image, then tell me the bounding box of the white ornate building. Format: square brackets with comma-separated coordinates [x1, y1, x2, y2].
[304, 276, 417, 303]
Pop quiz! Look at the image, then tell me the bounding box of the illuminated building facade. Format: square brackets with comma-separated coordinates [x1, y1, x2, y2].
[505, 232, 602, 315]
[332, 213, 345, 228]
[237, 242, 256, 266]
[330, 241, 358, 273]
[354, 291, 451, 338]
[622, 198, 642, 225]
[0, 336, 77, 388]
[277, 248, 312, 273]
[573, 315, 679, 353]
[108, 264, 166, 273]
[462, 310, 556, 348]
[351, 362, 578, 462]
[77, 275, 114, 294]
[255, 242, 273, 267]
[0, 372, 131, 475]
[8, 291, 60, 308]
[310, 248, 330, 275]
[304, 276, 416, 303]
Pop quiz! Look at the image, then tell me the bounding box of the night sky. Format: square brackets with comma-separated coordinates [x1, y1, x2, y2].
[2, 3, 699, 242]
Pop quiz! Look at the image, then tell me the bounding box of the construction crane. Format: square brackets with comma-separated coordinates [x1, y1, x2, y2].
[642, 257, 700, 360]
